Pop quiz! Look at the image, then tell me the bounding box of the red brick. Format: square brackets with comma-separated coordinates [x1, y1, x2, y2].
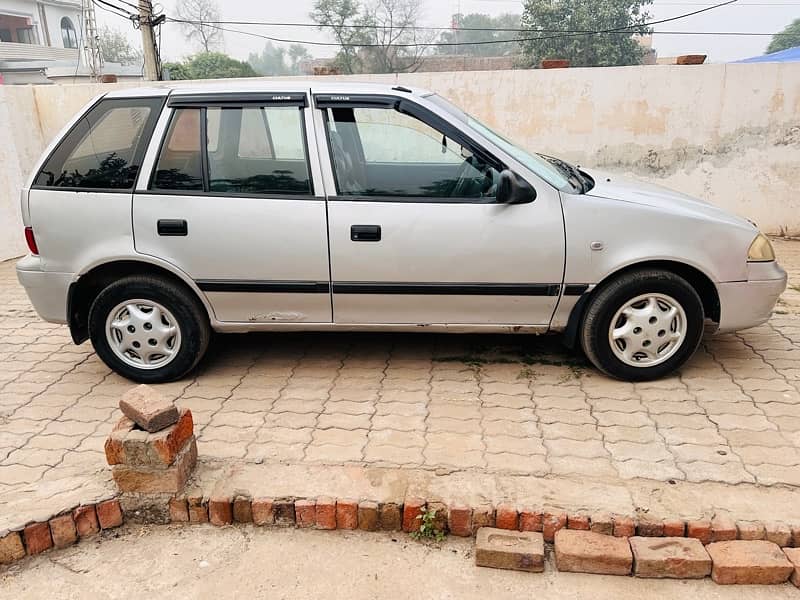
[168, 497, 189, 523]
[233, 496, 252, 523]
[543, 511, 567, 543]
[495, 503, 518, 531]
[449, 505, 472, 537]
[0, 532, 25, 564]
[711, 515, 737, 542]
[568, 513, 590, 531]
[358, 501, 379, 531]
[428, 501, 448, 534]
[737, 520, 766, 541]
[208, 497, 232, 526]
[590, 512, 613, 535]
[686, 519, 712, 544]
[663, 519, 685, 538]
[337, 498, 358, 530]
[274, 500, 295, 526]
[104, 416, 134, 465]
[187, 496, 208, 523]
[555, 529, 633, 575]
[472, 504, 495, 530]
[630, 536, 711, 579]
[613, 515, 635, 538]
[316, 497, 337, 530]
[251, 497, 274, 526]
[765, 522, 792, 547]
[119, 384, 179, 432]
[49, 514, 77, 549]
[636, 517, 664, 537]
[23, 522, 52, 555]
[111, 437, 197, 492]
[96, 499, 123, 529]
[791, 525, 800, 547]
[151, 409, 194, 465]
[783, 547, 800, 587]
[73, 505, 100, 537]
[378, 502, 401, 531]
[402, 497, 425, 533]
[707, 540, 792, 585]
[520, 508, 543, 532]
[476, 527, 544, 572]
[295, 500, 316, 528]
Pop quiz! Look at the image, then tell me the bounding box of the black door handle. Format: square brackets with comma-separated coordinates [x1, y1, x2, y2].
[351, 225, 381, 242]
[157, 219, 188, 236]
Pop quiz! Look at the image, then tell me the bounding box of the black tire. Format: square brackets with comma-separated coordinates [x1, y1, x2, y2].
[580, 269, 704, 381]
[88, 275, 210, 383]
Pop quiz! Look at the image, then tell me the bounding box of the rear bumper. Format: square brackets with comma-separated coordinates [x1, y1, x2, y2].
[717, 261, 788, 333]
[16, 255, 71, 323]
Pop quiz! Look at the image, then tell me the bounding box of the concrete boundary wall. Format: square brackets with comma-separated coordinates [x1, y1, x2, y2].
[1, 63, 798, 260]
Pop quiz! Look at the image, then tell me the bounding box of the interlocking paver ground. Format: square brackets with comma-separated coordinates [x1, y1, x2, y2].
[1, 240, 800, 525]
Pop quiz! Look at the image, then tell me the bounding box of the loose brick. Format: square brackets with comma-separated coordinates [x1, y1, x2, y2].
[449, 505, 472, 537]
[208, 496, 232, 526]
[104, 416, 135, 465]
[543, 511, 567, 543]
[636, 517, 664, 537]
[613, 515, 635, 538]
[686, 520, 712, 545]
[555, 529, 633, 576]
[337, 499, 358, 530]
[378, 502, 401, 531]
[630, 536, 711, 579]
[783, 547, 800, 587]
[73, 505, 100, 537]
[765, 522, 792, 547]
[737, 520, 766, 541]
[316, 497, 336, 530]
[49, 514, 77, 549]
[23, 522, 52, 555]
[663, 519, 685, 538]
[568, 513, 590, 531]
[495, 503, 518, 531]
[188, 496, 208, 523]
[358, 501, 379, 532]
[520, 508, 543, 533]
[274, 500, 296, 526]
[111, 437, 197, 493]
[233, 496, 252, 523]
[711, 515, 737, 542]
[472, 504, 495, 530]
[791, 525, 800, 548]
[251, 497, 274, 526]
[168, 497, 189, 523]
[150, 409, 194, 466]
[590, 512, 613, 536]
[96, 499, 123, 529]
[119, 384, 180, 432]
[402, 497, 425, 533]
[295, 500, 316, 528]
[707, 540, 793, 585]
[475, 527, 544, 572]
[0, 532, 26, 564]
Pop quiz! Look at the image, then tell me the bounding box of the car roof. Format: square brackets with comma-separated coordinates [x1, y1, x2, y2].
[103, 80, 432, 100]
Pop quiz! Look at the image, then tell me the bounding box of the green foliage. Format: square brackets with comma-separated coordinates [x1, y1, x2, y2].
[163, 52, 257, 81]
[410, 509, 446, 542]
[248, 42, 311, 76]
[98, 25, 142, 65]
[519, 0, 652, 67]
[311, 0, 371, 74]
[767, 18, 800, 54]
[436, 13, 521, 57]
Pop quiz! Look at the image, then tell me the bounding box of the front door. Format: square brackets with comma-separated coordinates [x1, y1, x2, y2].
[315, 94, 565, 326]
[134, 92, 331, 323]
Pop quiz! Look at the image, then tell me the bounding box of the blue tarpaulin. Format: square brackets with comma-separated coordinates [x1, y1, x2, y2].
[736, 46, 800, 63]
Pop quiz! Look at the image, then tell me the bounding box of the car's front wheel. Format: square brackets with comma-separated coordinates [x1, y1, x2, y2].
[580, 269, 704, 381]
[88, 275, 210, 383]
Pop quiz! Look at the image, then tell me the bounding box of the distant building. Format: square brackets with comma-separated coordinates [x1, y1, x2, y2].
[301, 54, 520, 76]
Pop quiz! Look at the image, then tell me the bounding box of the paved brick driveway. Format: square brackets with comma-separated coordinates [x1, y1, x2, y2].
[1, 240, 799, 518]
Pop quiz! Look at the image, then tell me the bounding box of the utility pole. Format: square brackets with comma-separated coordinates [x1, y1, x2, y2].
[138, 0, 161, 81]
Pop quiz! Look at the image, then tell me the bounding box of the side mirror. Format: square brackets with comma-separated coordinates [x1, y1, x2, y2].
[497, 170, 536, 205]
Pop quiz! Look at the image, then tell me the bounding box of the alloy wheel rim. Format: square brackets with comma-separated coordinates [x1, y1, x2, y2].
[105, 299, 181, 370]
[608, 293, 687, 367]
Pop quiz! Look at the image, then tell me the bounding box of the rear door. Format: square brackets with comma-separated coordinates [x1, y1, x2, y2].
[133, 91, 331, 323]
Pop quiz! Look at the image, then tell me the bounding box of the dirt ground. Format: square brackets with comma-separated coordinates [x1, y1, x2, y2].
[1, 525, 797, 599]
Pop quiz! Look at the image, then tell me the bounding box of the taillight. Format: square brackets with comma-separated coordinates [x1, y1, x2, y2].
[24, 227, 39, 255]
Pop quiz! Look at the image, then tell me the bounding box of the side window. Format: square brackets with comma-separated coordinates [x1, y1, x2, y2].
[34, 97, 162, 190]
[324, 106, 499, 199]
[151, 108, 203, 191]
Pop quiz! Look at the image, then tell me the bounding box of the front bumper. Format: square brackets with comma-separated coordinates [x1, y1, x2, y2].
[16, 255, 71, 324]
[716, 261, 788, 333]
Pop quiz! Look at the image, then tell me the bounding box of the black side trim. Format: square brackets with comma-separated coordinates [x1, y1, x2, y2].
[332, 282, 561, 296]
[563, 284, 589, 296]
[314, 94, 398, 109]
[197, 280, 330, 293]
[168, 92, 307, 107]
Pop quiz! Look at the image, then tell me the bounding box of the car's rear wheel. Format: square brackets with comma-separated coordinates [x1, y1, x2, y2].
[580, 269, 704, 381]
[89, 275, 210, 383]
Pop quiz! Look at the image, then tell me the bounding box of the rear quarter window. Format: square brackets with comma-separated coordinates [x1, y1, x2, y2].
[34, 97, 164, 190]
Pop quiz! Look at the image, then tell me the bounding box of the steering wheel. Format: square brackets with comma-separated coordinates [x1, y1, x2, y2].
[450, 155, 496, 198]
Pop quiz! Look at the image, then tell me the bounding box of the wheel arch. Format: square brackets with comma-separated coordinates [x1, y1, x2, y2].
[67, 259, 212, 344]
[562, 259, 720, 349]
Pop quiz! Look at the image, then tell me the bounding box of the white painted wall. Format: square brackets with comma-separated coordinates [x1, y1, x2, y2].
[1, 63, 799, 262]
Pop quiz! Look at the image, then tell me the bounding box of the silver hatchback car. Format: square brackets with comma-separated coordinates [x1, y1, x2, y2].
[17, 82, 787, 383]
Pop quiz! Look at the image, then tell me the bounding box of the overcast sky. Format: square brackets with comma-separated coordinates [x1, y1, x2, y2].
[95, 0, 799, 65]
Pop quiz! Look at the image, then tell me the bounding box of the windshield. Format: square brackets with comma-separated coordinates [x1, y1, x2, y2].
[425, 93, 571, 190]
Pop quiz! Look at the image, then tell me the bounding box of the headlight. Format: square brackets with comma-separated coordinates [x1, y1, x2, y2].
[747, 233, 775, 262]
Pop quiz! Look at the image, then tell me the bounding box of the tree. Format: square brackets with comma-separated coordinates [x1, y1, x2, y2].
[163, 52, 257, 80]
[176, 0, 223, 52]
[97, 25, 142, 65]
[311, 0, 371, 74]
[436, 13, 521, 57]
[248, 43, 312, 76]
[519, 0, 652, 67]
[767, 18, 800, 54]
